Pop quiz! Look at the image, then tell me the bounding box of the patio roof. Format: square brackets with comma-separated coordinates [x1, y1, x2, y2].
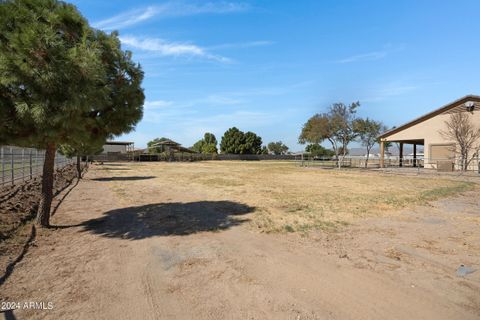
[378, 95, 480, 139]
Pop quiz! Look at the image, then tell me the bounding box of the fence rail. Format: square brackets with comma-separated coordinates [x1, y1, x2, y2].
[299, 155, 480, 173]
[89, 152, 299, 162]
[87, 150, 480, 174]
[0, 146, 74, 186]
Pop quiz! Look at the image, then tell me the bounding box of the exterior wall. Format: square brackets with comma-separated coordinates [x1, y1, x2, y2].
[384, 110, 480, 169]
[102, 144, 128, 154]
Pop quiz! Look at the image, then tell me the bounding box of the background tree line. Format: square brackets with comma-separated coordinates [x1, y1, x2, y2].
[147, 129, 294, 156]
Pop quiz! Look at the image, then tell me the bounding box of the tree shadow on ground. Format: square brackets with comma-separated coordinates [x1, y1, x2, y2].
[80, 201, 254, 239]
[91, 176, 155, 181]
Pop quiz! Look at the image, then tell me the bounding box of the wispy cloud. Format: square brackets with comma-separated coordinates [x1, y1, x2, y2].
[208, 41, 274, 50]
[221, 81, 315, 97]
[144, 100, 174, 109]
[362, 82, 418, 102]
[94, 2, 249, 30]
[120, 35, 231, 62]
[200, 95, 244, 105]
[336, 51, 388, 64]
[145, 95, 244, 112]
[335, 44, 405, 64]
[94, 6, 158, 30]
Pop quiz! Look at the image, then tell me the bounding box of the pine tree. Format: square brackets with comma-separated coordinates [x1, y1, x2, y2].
[0, 0, 144, 226]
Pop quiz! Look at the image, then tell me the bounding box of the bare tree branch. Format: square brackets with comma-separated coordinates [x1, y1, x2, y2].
[439, 112, 480, 171]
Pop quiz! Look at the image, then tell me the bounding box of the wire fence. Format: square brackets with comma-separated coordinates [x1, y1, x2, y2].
[0, 146, 74, 186]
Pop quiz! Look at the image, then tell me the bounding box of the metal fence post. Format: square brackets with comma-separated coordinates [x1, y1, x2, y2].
[1, 147, 4, 185]
[36, 149, 38, 175]
[30, 149, 33, 179]
[22, 148, 25, 181]
[10, 147, 14, 185]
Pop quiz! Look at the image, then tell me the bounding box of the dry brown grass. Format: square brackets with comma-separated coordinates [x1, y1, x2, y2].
[99, 161, 476, 233]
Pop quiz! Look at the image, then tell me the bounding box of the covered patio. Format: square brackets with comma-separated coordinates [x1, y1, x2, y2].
[380, 139, 424, 168]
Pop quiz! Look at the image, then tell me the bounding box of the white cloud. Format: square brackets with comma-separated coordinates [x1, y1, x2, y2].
[120, 35, 231, 62]
[335, 44, 405, 64]
[93, 6, 158, 30]
[200, 95, 244, 105]
[94, 2, 249, 30]
[336, 51, 388, 64]
[144, 100, 174, 109]
[144, 95, 244, 113]
[208, 41, 274, 50]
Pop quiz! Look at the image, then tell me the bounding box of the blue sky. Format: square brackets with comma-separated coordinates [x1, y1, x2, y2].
[71, 0, 480, 151]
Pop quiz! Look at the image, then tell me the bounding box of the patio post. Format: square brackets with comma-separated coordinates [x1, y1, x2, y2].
[413, 143, 417, 167]
[380, 140, 385, 168]
[399, 142, 404, 167]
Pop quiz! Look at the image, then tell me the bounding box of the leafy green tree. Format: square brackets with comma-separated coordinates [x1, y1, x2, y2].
[267, 141, 289, 155]
[299, 102, 360, 168]
[299, 113, 334, 149]
[354, 118, 384, 167]
[191, 132, 218, 154]
[243, 131, 263, 154]
[147, 137, 168, 153]
[191, 140, 205, 153]
[220, 128, 263, 154]
[0, 0, 144, 226]
[220, 127, 245, 154]
[58, 140, 104, 179]
[329, 102, 360, 166]
[305, 144, 335, 158]
[202, 143, 218, 154]
[203, 133, 217, 146]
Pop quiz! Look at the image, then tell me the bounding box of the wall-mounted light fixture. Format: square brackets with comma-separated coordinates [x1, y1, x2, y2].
[464, 101, 475, 112]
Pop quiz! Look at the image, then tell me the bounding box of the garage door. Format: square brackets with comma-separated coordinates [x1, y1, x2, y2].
[430, 144, 455, 160]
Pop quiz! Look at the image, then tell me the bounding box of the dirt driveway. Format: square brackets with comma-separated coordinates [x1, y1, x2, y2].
[1, 162, 479, 319]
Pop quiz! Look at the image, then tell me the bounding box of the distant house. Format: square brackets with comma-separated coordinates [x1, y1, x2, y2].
[148, 139, 196, 154]
[378, 95, 480, 170]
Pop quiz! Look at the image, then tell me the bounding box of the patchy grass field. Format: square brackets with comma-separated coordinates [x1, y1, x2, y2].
[3, 161, 479, 319]
[101, 161, 475, 233]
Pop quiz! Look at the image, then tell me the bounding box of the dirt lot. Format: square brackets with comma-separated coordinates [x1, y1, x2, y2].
[0, 164, 79, 280]
[1, 161, 479, 319]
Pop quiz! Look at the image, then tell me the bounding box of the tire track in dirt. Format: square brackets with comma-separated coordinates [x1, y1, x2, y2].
[1, 163, 479, 319]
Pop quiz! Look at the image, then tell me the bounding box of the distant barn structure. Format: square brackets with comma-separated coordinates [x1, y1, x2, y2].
[102, 141, 134, 154]
[95, 141, 134, 161]
[378, 95, 480, 171]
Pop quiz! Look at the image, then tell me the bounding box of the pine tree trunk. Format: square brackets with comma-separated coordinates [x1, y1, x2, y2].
[76, 155, 82, 179]
[37, 143, 56, 227]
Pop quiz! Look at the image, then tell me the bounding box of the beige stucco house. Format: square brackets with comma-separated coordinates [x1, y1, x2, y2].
[378, 95, 480, 170]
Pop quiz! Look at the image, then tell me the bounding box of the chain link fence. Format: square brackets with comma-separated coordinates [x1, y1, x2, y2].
[0, 146, 73, 186]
